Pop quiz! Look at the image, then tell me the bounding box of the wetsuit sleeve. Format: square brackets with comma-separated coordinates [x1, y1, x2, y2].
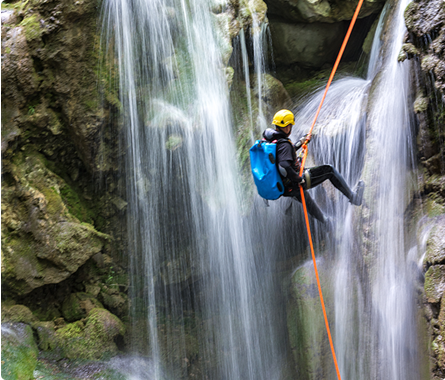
[276, 142, 302, 185]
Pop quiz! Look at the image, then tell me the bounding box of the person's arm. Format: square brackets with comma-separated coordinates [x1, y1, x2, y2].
[277, 143, 303, 185]
[279, 159, 303, 185]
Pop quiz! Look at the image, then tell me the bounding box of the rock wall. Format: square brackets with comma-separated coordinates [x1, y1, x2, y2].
[403, 1, 445, 378]
[1, 0, 129, 375]
[266, 0, 384, 89]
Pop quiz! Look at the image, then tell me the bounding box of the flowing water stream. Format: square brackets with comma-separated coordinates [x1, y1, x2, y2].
[291, 0, 427, 378]
[101, 0, 428, 378]
[101, 0, 283, 378]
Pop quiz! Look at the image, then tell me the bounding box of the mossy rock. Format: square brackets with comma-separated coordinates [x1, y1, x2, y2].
[424, 221, 445, 266]
[61, 292, 104, 322]
[56, 308, 125, 360]
[2, 150, 111, 295]
[286, 261, 334, 379]
[1, 323, 38, 380]
[32, 321, 58, 351]
[19, 14, 42, 42]
[1, 305, 38, 325]
[424, 265, 445, 303]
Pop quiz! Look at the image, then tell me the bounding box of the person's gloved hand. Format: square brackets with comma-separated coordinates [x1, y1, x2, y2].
[294, 134, 311, 150]
[295, 175, 304, 185]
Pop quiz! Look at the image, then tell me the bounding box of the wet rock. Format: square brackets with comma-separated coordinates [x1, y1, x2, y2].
[56, 308, 125, 360]
[405, 0, 445, 101]
[425, 265, 445, 304]
[270, 21, 345, 68]
[1, 304, 38, 325]
[61, 292, 104, 322]
[1, 151, 111, 296]
[404, 0, 444, 36]
[33, 321, 58, 351]
[1, 322, 38, 380]
[100, 288, 128, 318]
[110, 196, 128, 212]
[251, 73, 292, 111]
[436, 297, 445, 370]
[425, 222, 445, 266]
[286, 261, 333, 379]
[264, 0, 385, 23]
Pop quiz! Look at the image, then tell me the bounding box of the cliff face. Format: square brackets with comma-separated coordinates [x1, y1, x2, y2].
[1, 0, 129, 375]
[1, 0, 127, 295]
[404, 1, 445, 378]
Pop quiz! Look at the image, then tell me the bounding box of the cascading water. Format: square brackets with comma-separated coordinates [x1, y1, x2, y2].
[100, 0, 430, 378]
[290, 0, 429, 378]
[100, 0, 285, 378]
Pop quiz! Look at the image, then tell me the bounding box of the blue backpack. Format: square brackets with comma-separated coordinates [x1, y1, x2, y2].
[249, 139, 285, 200]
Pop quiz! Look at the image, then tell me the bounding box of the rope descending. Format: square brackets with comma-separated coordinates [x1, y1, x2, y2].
[297, 1, 365, 379]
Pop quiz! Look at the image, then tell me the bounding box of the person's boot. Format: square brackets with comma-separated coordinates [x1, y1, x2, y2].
[350, 180, 365, 206]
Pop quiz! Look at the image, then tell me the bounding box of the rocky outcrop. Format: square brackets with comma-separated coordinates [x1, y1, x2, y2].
[55, 308, 125, 360]
[403, 1, 445, 378]
[1, 150, 110, 295]
[264, 0, 385, 23]
[423, 220, 445, 379]
[1, 304, 126, 378]
[1, 0, 128, 289]
[266, 0, 384, 76]
[404, 0, 445, 100]
[1, 0, 130, 375]
[286, 261, 334, 380]
[270, 21, 346, 68]
[403, 0, 445, 177]
[1, 0, 118, 173]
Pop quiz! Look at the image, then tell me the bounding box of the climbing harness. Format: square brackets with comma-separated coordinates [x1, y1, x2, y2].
[298, 1, 364, 380]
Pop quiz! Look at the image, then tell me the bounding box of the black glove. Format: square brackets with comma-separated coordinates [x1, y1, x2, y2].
[294, 134, 310, 150]
[295, 175, 304, 185]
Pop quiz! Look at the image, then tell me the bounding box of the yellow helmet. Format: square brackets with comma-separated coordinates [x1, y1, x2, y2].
[272, 109, 295, 128]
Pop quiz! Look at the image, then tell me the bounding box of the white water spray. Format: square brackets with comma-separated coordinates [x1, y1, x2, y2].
[101, 0, 283, 378]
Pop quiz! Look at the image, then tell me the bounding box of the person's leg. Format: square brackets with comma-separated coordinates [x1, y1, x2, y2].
[291, 191, 326, 223]
[305, 165, 353, 200]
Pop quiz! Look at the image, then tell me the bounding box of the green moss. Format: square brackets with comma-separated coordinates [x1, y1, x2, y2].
[425, 193, 445, 218]
[84, 98, 99, 110]
[61, 293, 103, 322]
[59, 184, 94, 224]
[284, 78, 320, 99]
[56, 309, 124, 360]
[33, 322, 58, 351]
[424, 265, 445, 303]
[1, 324, 38, 380]
[1, 305, 38, 324]
[95, 35, 122, 111]
[58, 321, 84, 339]
[19, 14, 42, 42]
[5, 236, 44, 286]
[40, 186, 66, 217]
[404, 1, 418, 32]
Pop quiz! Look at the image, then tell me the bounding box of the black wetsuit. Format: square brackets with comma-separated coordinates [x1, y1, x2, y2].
[262, 128, 355, 222]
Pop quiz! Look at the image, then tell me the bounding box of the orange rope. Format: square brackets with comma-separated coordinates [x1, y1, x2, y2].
[297, 1, 364, 380]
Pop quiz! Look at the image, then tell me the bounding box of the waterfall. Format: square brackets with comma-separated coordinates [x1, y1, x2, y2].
[100, 0, 284, 378]
[100, 0, 429, 378]
[290, 0, 428, 378]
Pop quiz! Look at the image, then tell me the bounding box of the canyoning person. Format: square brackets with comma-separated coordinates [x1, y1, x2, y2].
[263, 109, 365, 224]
